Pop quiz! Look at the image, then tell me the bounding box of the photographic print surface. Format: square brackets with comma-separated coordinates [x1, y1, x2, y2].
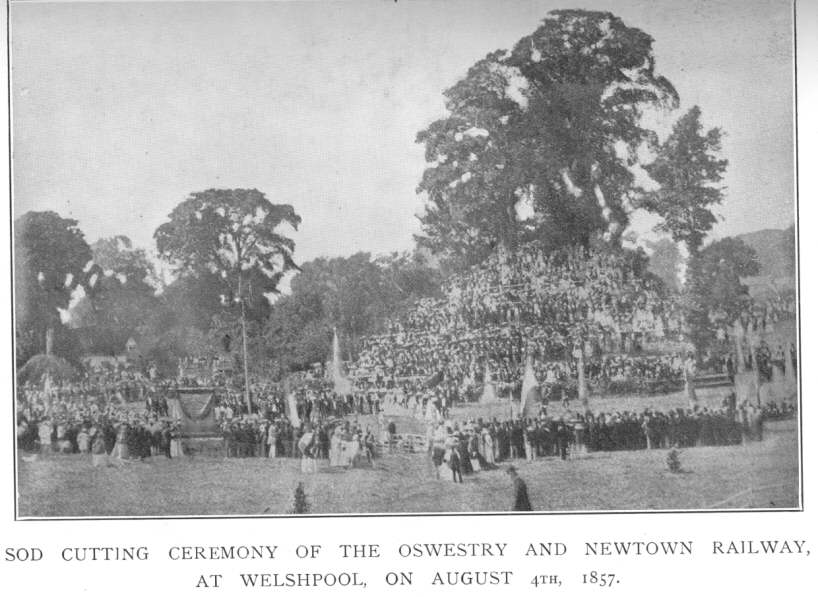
[10, 0, 799, 518]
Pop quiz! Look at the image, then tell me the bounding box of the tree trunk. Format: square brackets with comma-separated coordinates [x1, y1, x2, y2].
[45, 327, 54, 356]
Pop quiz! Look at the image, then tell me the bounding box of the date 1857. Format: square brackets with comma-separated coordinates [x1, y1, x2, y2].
[582, 571, 619, 587]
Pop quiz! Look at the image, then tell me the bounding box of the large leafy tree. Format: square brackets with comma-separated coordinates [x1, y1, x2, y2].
[154, 188, 301, 308]
[684, 237, 759, 356]
[264, 253, 397, 373]
[70, 236, 159, 355]
[155, 189, 301, 400]
[416, 9, 678, 269]
[136, 273, 225, 375]
[14, 211, 95, 364]
[91, 235, 157, 286]
[643, 106, 727, 255]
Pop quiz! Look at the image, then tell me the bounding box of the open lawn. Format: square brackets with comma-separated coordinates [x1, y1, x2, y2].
[17, 418, 798, 518]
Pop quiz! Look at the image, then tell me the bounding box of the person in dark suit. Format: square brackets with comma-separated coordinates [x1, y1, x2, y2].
[507, 465, 532, 511]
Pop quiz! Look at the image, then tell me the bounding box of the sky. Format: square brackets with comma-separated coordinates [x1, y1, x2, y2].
[10, 0, 796, 265]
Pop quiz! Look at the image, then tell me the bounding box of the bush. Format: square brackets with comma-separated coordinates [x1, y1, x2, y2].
[666, 449, 682, 473]
[290, 482, 310, 514]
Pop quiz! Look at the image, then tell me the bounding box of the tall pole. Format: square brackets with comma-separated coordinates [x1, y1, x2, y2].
[240, 299, 252, 413]
[238, 276, 252, 414]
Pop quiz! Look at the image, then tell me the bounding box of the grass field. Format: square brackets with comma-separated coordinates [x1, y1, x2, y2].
[17, 415, 798, 518]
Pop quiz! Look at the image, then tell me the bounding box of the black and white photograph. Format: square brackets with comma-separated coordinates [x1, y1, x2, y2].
[10, 0, 800, 518]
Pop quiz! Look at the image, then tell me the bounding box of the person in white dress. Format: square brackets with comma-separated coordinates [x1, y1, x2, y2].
[329, 427, 343, 467]
[298, 428, 317, 474]
[482, 428, 495, 466]
[267, 424, 278, 459]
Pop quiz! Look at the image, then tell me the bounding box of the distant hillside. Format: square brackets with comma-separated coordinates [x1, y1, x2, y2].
[735, 226, 796, 297]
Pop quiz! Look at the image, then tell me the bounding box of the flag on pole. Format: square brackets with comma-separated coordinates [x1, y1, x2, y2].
[285, 392, 301, 427]
[331, 328, 353, 395]
[520, 356, 540, 418]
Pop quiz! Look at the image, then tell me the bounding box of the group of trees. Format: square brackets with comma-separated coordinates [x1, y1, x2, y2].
[14, 195, 442, 377]
[415, 9, 761, 354]
[14, 189, 306, 375]
[14, 9, 778, 377]
[263, 251, 441, 374]
[415, 10, 726, 271]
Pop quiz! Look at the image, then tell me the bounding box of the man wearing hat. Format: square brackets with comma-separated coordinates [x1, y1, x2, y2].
[506, 465, 532, 511]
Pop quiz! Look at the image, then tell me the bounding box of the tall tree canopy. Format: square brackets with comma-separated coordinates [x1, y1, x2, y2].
[91, 235, 157, 285]
[154, 188, 300, 390]
[70, 236, 158, 355]
[684, 237, 760, 356]
[643, 106, 727, 254]
[416, 9, 679, 270]
[14, 211, 95, 363]
[154, 188, 302, 324]
[135, 273, 225, 374]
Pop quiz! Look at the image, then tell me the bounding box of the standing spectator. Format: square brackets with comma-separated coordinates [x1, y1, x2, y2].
[91, 433, 108, 468]
[507, 465, 532, 511]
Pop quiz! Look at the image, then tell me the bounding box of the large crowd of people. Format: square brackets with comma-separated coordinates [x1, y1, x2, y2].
[16, 242, 798, 481]
[738, 290, 797, 335]
[17, 345, 796, 475]
[348, 244, 690, 405]
[15, 371, 391, 468]
[347, 244, 800, 409]
[426, 396, 786, 483]
[16, 387, 180, 463]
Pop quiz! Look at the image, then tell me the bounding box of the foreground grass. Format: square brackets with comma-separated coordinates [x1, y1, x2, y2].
[17, 419, 798, 517]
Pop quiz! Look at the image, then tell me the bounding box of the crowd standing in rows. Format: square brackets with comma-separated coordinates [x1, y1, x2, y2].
[17, 243, 797, 476]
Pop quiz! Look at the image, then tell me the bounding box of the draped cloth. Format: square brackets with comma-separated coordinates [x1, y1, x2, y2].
[167, 389, 219, 437]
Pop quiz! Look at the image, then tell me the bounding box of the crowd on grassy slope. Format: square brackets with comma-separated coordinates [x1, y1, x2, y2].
[349, 244, 688, 403]
[15, 243, 799, 468]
